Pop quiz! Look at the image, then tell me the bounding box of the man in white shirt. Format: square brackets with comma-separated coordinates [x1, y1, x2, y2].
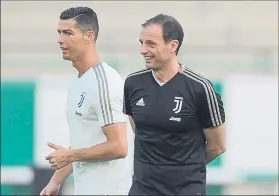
[40, 7, 132, 195]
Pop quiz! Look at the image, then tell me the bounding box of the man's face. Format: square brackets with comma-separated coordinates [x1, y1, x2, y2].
[57, 19, 87, 61]
[139, 24, 174, 70]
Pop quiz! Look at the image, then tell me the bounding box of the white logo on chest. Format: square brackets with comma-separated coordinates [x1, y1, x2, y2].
[136, 98, 145, 106]
[169, 116, 181, 122]
[169, 97, 183, 122]
[173, 96, 183, 114]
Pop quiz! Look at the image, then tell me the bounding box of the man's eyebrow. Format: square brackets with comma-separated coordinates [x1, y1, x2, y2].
[139, 40, 156, 44]
[57, 29, 74, 33]
[146, 40, 155, 44]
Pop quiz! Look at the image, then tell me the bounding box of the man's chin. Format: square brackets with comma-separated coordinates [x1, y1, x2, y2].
[145, 62, 154, 69]
[62, 55, 71, 60]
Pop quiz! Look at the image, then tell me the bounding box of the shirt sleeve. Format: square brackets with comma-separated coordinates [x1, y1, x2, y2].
[123, 78, 133, 116]
[94, 77, 127, 128]
[197, 80, 226, 129]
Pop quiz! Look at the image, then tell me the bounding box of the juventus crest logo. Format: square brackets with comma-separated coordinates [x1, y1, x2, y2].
[78, 92, 86, 107]
[173, 97, 183, 114]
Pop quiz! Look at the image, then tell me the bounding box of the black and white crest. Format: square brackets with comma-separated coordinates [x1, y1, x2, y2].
[173, 96, 183, 114]
[78, 92, 86, 107]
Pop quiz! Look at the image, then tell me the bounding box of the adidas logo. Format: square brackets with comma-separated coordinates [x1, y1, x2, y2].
[136, 98, 145, 106]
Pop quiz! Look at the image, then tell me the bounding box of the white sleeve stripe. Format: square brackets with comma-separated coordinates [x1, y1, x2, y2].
[182, 68, 222, 126]
[184, 68, 222, 126]
[126, 69, 151, 78]
[184, 67, 222, 126]
[181, 71, 216, 126]
[93, 65, 113, 125]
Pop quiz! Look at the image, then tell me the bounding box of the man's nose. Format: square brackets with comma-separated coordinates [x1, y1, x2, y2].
[140, 44, 149, 55]
[57, 35, 64, 44]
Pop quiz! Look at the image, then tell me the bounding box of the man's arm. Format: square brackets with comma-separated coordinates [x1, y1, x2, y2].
[49, 163, 73, 185]
[123, 77, 133, 133]
[203, 123, 226, 164]
[69, 122, 127, 162]
[128, 115, 136, 133]
[196, 80, 227, 164]
[123, 78, 135, 133]
[69, 75, 128, 162]
[47, 146, 73, 184]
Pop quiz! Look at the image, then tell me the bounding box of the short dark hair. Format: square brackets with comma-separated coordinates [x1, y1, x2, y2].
[60, 7, 99, 41]
[142, 14, 184, 55]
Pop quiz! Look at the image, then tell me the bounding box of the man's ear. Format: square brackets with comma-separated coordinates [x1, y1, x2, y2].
[169, 40, 179, 53]
[85, 31, 95, 43]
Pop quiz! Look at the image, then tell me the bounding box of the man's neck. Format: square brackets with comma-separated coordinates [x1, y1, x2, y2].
[153, 59, 181, 83]
[73, 51, 101, 78]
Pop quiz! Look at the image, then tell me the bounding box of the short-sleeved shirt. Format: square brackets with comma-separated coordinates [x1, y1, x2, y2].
[67, 62, 132, 195]
[123, 65, 225, 195]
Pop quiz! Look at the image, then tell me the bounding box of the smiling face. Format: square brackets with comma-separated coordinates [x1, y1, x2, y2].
[57, 19, 94, 62]
[139, 23, 179, 71]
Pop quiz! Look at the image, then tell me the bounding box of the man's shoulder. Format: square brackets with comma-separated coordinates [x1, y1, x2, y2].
[125, 68, 151, 83]
[179, 65, 213, 91]
[98, 62, 122, 78]
[89, 62, 124, 84]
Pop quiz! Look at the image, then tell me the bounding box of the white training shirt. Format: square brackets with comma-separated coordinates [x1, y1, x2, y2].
[66, 62, 132, 195]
